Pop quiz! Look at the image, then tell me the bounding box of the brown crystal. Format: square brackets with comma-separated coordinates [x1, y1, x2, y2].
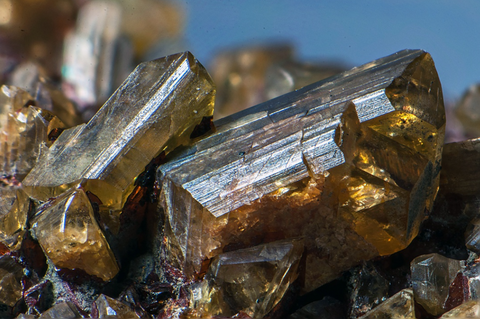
[359, 289, 415, 319]
[94, 294, 140, 318]
[0, 255, 23, 308]
[31, 188, 119, 281]
[157, 49, 445, 292]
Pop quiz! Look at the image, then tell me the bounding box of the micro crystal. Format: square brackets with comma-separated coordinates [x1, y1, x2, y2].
[157, 49, 446, 293]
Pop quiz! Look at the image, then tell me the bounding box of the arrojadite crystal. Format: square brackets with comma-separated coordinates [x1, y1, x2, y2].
[359, 289, 415, 319]
[157, 49, 446, 292]
[23, 52, 215, 210]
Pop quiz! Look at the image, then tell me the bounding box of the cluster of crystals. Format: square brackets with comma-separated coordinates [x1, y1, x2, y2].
[3, 2, 480, 317]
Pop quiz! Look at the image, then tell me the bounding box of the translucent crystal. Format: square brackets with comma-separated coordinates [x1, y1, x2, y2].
[0, 255, 23, 307]
[24, 52, 215, 210]
[39, 302, 81, 319]
[0, 85, 66, 181]
[359, 289, 415, 319]
[211, 44, 293, 119]
[95, 294, 140, 318]
[349, 262, 389, 318]
[411, 253, 465, 316]
[191, 239, 303, 318]
[157, 49, 445, 292]
[62, 0, 126, 111]
[440, 300, 480, 318]
[455, 84, 480, 137]
[0, 187, 29, 251]
[31, 188, 119, 281]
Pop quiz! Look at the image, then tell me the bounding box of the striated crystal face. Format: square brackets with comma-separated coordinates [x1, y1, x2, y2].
[157, 49, 446, 292]
[31, 188, 119, 281]
[410, 253, 465, 316]
[191, 239, 303, 318]
[23, 52, 215, 210]
[359, 289, 415, 319]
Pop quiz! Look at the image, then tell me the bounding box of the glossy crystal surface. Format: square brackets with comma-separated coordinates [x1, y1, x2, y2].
[359, 289, 415, 319]
[440, 300, 480, 318]
[157, 49, 446, 292]
[0, 255, 23, 307]
[24, 52, 215, 209]
[410, 253, 465, 316]
[95, 294, 140, 318]
[191, 239, 303, 318]
[31, 188, 119, 281]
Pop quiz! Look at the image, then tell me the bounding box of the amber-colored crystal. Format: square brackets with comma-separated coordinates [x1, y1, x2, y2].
[0, 255, 23, 308]
[440, 300, 480, 318]
[0, 85, 66, 181]
[410, 253, 465, 316]
[0, 188, 29, 251]
[191, 239, 303, 318]
[31, 188, 119, 281]
[359, 289, 415, 319]
[24, 52, 215, 210]
[39, 302, 81, 319]
[94, 294, 140, 318]
[157, 49, 445, 292]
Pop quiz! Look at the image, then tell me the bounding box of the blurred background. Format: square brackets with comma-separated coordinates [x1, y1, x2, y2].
[0, 0, 479, 141]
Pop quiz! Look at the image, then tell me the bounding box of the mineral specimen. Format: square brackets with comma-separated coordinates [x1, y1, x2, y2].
[31, 188, 119, 281]
[23, 51, 215, 211]
[190, 239, 303, 318]
[0, 255, 23, 308]
[94, 294, 140, 318]
[358, 289, 415, 319]
[157, 49, 446, 292]
[410, 253, 465, 316]
[38, 302, 81, 319]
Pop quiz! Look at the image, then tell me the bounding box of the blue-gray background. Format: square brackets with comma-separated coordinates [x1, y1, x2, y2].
[177, 0, 479, 100]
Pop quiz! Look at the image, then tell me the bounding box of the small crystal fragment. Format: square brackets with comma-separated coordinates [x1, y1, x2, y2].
[158, 49, 446, 292]
[31, 188, 119, 281]
[94, 294, 140, 318]
[39, 302, 81, 319]
[410, 253, 465, 316]
[348, 262, 389, 318]
[0, 187, 30, 251]
[0, 255, 23, 307]
[440, 300, 480, 318]
[24, 52, 215, 209]
[359, 289, 415, 319]
[191, 239, 303, 318]
[0, 85, 66, 181]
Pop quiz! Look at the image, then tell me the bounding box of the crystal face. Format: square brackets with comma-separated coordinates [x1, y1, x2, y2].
[410, 253, 465, 316]
[0, 255, 23, 307]
[23, 52, 215, 210]
[157, 49, 446, 292]
[31, 188, 119, 281]
[359, 289, 415, 319]
[191, 239, 303, 318]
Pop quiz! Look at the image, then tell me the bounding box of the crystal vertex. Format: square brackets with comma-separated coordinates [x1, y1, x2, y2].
[31, 188, 119, 281]
[191, 239, 303, 318]
[23, 52, 215, 209]
[359, 289, 415, 319]
[157, 49, 445, 292]
[410, 253, 465, 316]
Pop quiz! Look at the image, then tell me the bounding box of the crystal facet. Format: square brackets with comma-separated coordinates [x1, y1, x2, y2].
[359, 289, 415, 319]
[94, 294, 140, 318]
[410, 253, 465, 316]
[31, 188, 119, 281]
[24, 52, 215, 210]
[191, 239, 303, 318]
[157, 49, 445, 292]
[0, 255, 23, 307]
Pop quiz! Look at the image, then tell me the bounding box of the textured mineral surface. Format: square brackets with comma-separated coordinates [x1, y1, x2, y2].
[157, 49, 446, 293]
